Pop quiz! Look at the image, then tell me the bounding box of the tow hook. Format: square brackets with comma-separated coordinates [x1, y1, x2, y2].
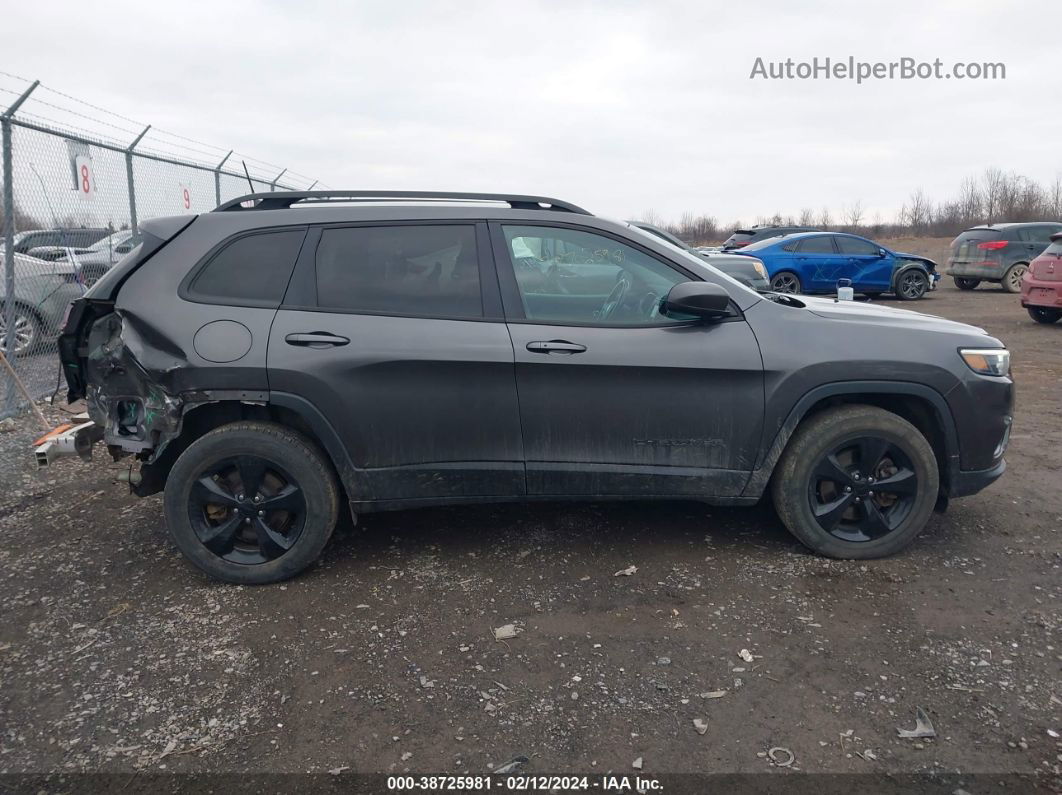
[33, 418, 102, 467]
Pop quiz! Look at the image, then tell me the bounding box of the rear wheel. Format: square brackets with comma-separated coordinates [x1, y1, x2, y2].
[163, 421, 340, 584]
[953, 277, 980, 291]
[0, 304, 43, 355]
[1002, 263, 1028, 293]
[770, 272, 802, 294]
[1027, 306, 1062, 324]
[771, 405, 939, 559]
[896, 269, 929, 300]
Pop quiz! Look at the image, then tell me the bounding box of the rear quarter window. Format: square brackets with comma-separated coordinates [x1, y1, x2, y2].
[187, 228, 306, 305]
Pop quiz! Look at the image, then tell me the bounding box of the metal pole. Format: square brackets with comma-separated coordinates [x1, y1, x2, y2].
[2, 79, 39, 411]
[307, 180, 318, 191]
[214, 150, 232, 208]
[270, 168, 286, 192]
[125, 125, 150, 232]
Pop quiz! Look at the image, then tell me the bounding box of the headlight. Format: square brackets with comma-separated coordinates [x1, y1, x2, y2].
[960, 348, 1010, 376]
[752, 261, 767, 279]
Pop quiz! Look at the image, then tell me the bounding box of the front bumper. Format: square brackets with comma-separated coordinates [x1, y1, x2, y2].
[947, 457, 1006, 498]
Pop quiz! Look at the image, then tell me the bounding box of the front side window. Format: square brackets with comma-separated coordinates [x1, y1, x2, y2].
[798, 236, 837, 254]
[836, 236, 880, 256]
[315, 225, 481, 318]
[502, 225, 692, 325]
[190, 229, 305, 304]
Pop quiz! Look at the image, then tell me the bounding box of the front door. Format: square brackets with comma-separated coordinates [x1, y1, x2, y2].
[492, 222, 764, 498]
[796, 234, 851, 292]
[836, 235, 892, 291]
[268, 221, 523, 502]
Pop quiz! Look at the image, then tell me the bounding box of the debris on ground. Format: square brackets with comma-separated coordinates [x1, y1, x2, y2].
[632, 756, 643, 769]
[738, 649, 754, 663]
[492, 755, 528, 775]
[328, 766, 349, 775]
[896, 707, 937, 739]
[692, 719, 708, 735]
[700, 690, 727, 699]
[614, 565, 638, 577]
[492, 624, 518, 641]
[767, 747, 794, 767]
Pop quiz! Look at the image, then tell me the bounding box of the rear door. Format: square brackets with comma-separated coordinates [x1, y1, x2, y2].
[268, 221, 523, 502]
[492, 221, 764, 498]
[795, 235, 848, 291]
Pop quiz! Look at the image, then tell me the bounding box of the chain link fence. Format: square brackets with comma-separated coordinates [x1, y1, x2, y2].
[0, 74, 322, 419]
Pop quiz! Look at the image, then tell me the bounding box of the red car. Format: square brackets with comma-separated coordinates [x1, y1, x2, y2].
[1021, 232, 1062, 324]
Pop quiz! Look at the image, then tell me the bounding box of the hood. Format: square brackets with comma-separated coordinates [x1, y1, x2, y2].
[801, 295, 991, 336]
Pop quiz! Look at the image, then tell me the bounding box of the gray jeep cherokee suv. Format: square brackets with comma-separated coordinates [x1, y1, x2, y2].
[53, 191, 1013, 584]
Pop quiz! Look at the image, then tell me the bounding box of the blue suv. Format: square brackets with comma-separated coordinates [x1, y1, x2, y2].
[733, 232, 940, 299]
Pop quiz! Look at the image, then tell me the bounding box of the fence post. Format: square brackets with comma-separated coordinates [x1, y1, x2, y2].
[125, 125, 150, 232]
[270, 169, 286, 192]
[214, 150, 232, 208]
[2, 79, 39, 413]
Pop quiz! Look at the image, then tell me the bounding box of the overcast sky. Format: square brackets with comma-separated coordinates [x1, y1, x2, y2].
[3, 0, 1060, 225]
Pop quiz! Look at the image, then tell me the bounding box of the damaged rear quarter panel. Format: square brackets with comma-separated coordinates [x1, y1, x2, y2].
[85, 213, 290, 458]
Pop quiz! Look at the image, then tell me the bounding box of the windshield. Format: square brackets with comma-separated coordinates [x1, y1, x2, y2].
[624, 222, 762, 298]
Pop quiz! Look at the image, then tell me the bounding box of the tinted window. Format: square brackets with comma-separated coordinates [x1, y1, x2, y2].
[315, 225, 481, 318]
[190, 229, 305, 304]
[835, 236, 880, 255]
[1019, 225, 1062, 243]
[503, 225, 692, 325]
[797, 236, 837, 254]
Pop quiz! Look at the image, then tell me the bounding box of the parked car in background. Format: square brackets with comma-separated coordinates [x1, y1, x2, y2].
[628, 221, 769, 290]
[732, 232, 940, 299]
[1020, 231, 1062, 324]
[49, 191, 1011, 584]
[0, 254, 85, 354]
[29, 230, 142, 284]
[947, 222, 1062, 293]
[721, 224, 818, 250]
[3, 227, 110, 256]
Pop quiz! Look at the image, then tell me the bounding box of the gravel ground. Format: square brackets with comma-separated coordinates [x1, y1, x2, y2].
[0, 281, 1059, 791]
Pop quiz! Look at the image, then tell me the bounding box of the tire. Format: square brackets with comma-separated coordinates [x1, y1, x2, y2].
[1001, 263, 1028, 294]
[0, 303, 43, 355]
[1027, 306, 1062, 324]
[895, 269, 929, 300]
[953, 277, 980, 291]
[771, 405, 939, 559]
[163, 421, 340, 584]
[770, 272, 802, 294]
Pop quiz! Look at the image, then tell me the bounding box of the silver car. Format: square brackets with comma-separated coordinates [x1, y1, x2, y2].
[1, 254, 85, 354]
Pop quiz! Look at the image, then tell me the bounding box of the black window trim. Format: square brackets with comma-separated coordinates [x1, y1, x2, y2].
[797, 234, 841, 255]
[278, 219, 506, 324]
[179, 225, 309, 309]
[488, 219, 742, 329]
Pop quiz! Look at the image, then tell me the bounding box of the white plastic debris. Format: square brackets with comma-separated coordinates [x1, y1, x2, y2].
[767, 747, 794, 767]
[693, 718, 708, 735]
[896, 706, 937, 739]
[492, 755, 528, 775]
[700, 690, 727, 699]
[738, 649, 754, 663]
[614, 565, 638, 577]
[493, 624, 518, 641]
[632, 756, 643, 769]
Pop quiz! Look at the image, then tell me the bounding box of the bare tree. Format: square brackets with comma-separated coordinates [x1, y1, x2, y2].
[844, 199, 864, 230]
[818, 206, 832, 230]
[798, 207, 815, 226]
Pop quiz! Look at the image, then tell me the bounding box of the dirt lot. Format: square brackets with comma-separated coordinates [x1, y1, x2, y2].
[1, 279, 1059, 791]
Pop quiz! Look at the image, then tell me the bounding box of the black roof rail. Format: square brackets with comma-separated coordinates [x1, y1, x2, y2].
[213, 190, 591, 215]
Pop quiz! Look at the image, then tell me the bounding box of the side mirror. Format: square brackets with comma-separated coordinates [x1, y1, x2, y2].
[663, 281, 731, 319]
[878, 248, 887, 257]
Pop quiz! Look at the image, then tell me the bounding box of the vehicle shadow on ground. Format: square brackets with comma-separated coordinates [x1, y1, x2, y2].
[323, 499, 801, 570]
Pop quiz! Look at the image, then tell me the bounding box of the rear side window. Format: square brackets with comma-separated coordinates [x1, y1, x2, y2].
[797, 236, 837, 254]
[315, 225, 481, 318]
[836, 236, 880, 255]
[189, 229, 305, 304]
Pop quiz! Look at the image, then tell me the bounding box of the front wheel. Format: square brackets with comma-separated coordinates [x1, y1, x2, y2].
[771, 405, 939, 559]
[0, 304, 43, 355]
[1002, 263, 1028, 294]
[953, 277, 980, 291]
[1027, 306, 1062, 324]
[895, 269, 929, 300]
[770, 272, 802, 294]
[163, 421, 340, 584]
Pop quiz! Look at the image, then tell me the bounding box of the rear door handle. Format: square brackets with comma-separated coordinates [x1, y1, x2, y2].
[526, 340, 586, 354]
[284, 332, 350, 348]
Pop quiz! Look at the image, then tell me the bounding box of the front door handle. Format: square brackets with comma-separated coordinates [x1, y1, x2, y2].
[526, 340, 586, 354]
[284, 332, 350, 348]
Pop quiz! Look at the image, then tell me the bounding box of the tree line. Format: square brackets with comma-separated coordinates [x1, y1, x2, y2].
[641, 168, 1062, 245]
